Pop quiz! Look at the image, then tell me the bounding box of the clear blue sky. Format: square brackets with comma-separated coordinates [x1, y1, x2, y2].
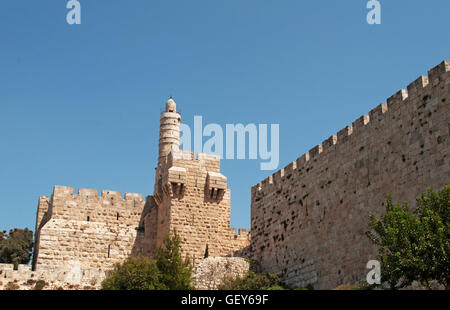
[0, 1, 449, 232]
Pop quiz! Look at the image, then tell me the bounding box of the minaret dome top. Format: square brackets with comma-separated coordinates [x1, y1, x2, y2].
[165, 97, 177, 113]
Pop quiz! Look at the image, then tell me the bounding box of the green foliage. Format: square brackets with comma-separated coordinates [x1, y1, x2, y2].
[294, 287, 310, 290]
[101, 231, 194, 290]
[33, 280, 47, 290]
[366, 185, 450, 289]
[101, 256, 162, 290]
[155, 231, 194, 290]
[218, 272, 286, 290]
[333, 284, 360, 290]
[415, 185, 450, 288]
[0, 228, 34, 269]
[357, 280, 377, 290]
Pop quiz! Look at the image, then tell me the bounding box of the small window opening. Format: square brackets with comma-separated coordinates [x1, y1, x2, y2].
[133, 200, 136, 208]
[204, 244, 209, 258]
[116, 213, 119, 220]
[107, 245, 110, 258]
[110, 198, 113, 205]
[87, 216, 90, 222]
[85, 196, 89, 204]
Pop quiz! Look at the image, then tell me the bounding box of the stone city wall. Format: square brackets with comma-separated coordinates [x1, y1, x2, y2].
[194, 257, 250, 290]
[0, 263, 105, 290]
[141, 149, 250, 266]
[251, 60, 450, 289]
[33, 186, 146, 271]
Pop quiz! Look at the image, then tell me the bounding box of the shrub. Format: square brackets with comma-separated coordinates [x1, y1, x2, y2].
[101, 256, 162, 290]
[218, 272, 285, 290]
[366, 185, 450, 289]
[357, 280, 377, 290]
[0, 228, 34, 269]
[33, 280, 46, 290]
[333, 284, 360, 290]
[101, 232, 194, 290]
[294, 287, 310, 290]
[155, 231, 194, 290]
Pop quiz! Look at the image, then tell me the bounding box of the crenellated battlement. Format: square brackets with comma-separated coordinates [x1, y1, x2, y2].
[169, 149, 221, 170]
[228, 228, 251, 241]
[170, 148, 194, 161]
[51, 185, 144, 203]
[251, 60, 450, 289]
[0, 263, 106, 290]
[237, 228, 251, 240]
[252, 60, 450, 195]
[197, 152, 221, 163]
[34, 185, 146, 247]
[31, 96, 251, 286]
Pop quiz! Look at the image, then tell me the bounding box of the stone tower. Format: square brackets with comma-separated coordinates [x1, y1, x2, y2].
[251, 60, 450, 289]
[138, 97, 250, 265]
[30, 96, 250, 284]
[155, 98, 181, 195]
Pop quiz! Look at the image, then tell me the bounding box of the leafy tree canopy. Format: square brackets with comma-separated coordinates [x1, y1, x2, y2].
[101, 231, 194, 290]
[218, 271, 286, 290]
[155, 230, 194, 290]
[0, 228, 34, 269]
[101, 256, 162, 290]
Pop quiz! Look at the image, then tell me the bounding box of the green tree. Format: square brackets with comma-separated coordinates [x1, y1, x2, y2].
[218, 272, 286, 290]
[101, 256, 162, 290]
[366, 185, 449, 289]
[101, 231, 194, 290]
[0, 228, 34, 269]
[155, 231, 194, 290]
[415, 186, 449, 289]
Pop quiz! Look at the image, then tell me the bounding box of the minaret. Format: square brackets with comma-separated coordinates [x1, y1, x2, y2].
[155, 97, 181, 193]
[158, 97, 181, 163]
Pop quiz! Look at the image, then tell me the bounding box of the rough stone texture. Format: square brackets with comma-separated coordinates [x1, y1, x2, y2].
[0, 263, 104, 290]
[33, 187, 145, 272]
[23, 62, 449, 290]
[29, 98, 250, 289]
[135, 100, 250, 265]
[194, 257, 250, 290]
[251, 60, 450, 289]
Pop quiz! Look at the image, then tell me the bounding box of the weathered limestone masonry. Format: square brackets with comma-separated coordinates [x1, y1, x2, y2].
[26, 98, 250, 290]
[251, 60, 450, 289]
[0, 263, 104, 290]
[194, 257, 250, 290]
[137, 99, 250, 266]
[33, 186, 145, 273]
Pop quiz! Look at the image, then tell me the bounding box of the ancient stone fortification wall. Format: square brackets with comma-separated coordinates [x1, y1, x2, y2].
[33, 186, 145, 272]
[0, 263, 104, 290]
[194, 257, 250, 290]
[1, 256, 249, 290]
[28, 98, 250, 290]
[137, 98, 250, 265]
[251, 61, 450, 289]
[141, 149, 250, 265]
